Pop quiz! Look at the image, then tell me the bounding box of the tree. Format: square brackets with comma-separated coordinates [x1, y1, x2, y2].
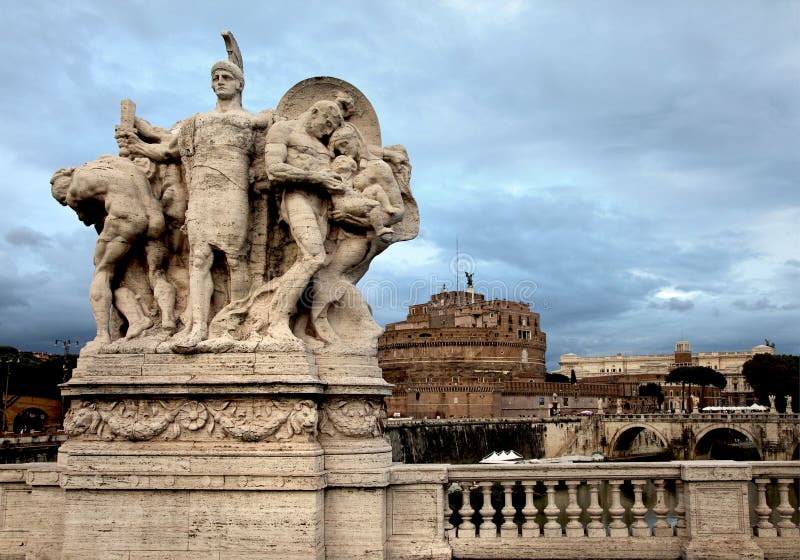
[638, 383, 664, 411]
[665, 366, 726, 410]
[570, 369, 577, 384]
[742, 354, 799, 413]
[545, 372, 570, 383]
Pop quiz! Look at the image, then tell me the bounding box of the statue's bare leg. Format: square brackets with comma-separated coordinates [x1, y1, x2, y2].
[173, 242, 213, 350]
[227, 254, 249, 302]
[89, 265, 114, 345]
[267, 193, 326, 341]
[88, 236, 131, 344]
[114, 287, 153, 339]
[309, 235, 368, 344]
[153, 271, 177, 331]
[144, 239, 176, 331]
[309, 270, 342, 344]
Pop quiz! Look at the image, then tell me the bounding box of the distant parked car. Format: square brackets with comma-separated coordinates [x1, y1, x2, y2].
[578, 410, 594, 416]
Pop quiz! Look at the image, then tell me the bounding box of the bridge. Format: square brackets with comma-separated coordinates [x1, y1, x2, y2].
[386, 412, 800, 464]
[596, 412, 800, 461]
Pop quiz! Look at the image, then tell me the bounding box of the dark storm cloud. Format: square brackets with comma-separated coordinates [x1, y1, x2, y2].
[5, 227, 52, 248]
[650, 298, 694, 312]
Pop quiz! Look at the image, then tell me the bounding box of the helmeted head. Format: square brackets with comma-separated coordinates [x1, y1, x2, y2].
[210, 61, 244, 100]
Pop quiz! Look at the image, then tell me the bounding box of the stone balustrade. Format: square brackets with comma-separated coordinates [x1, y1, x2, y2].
[2, 460, 798, 559]
[445, 462, 684, 540]
[387, 460, 799, 560]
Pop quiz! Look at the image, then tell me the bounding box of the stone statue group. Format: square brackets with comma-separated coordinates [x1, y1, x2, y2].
[51, 32, 418, 355]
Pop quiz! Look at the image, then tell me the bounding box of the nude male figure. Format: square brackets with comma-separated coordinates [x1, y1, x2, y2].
[51, 156, 174, 348]
[263, 100, 345, 341]
[119, 58, 268, 351]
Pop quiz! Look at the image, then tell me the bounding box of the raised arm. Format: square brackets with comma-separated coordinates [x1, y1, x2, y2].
[115, 116, 180, 162]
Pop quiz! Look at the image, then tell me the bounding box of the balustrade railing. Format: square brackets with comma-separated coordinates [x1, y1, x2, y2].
[444, 463, 684, 540]
[750, 462, 800, 539]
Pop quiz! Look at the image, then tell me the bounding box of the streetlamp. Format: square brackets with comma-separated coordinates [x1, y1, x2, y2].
[54, 339, 79, 383]
[1, 355, 20, 433]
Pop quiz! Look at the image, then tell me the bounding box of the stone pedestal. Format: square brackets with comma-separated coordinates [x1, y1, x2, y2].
[49, 33, 419, 556]
[60, 351, 392, 559]
[680, 462, 764, 560]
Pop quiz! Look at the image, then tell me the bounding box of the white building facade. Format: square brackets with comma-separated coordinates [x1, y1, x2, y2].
[556, 341, 776, 407]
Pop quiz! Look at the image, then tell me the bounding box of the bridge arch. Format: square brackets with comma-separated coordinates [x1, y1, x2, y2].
[607, 423, 672, 459]
[12, 407, 48, 433]
[693, 425, 761, 460]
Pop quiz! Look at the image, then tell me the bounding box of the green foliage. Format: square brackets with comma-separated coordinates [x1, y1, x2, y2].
[545, 372, 571, 383]
[666, 365, 726, 408]
[570, 369, 577, 384]
[0, 346, 20, 357]
[666, 366, 726, 390]
[0, 346, 76, 399]
[638, 382, 665, 405]
[742, 354, 799, 413]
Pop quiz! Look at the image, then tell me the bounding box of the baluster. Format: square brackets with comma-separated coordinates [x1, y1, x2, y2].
[775, 479, 800, 537]
[753, 478, 777, 537]
[630, 480, 650, 536]
[521, 482, 540, 538]
[542, 480, 562, 537]
[674, 480, 687, 537]
[586, 480, 605, 537]
[459, 482, 476, 538]
[478, 482, 496, 538]
[652, 479, 672, 537]
[607, 479, 628, 537]
[564, 480, 584, 537]
[444, 483, 455, 540]
[500, 482, 518, 538]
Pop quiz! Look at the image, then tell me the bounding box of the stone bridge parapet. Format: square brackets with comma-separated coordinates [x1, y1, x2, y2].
[2, 460, 798, 559]
[596, 413, 800, 461]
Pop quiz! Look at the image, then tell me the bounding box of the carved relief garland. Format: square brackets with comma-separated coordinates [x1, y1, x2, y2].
[319, 398, 386, 438]
[65, 398, 318, 442]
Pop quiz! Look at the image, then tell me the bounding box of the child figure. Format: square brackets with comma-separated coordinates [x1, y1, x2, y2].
[330, 155, 400, 239]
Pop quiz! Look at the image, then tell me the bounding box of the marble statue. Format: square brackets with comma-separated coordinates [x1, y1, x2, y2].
[115, 32, 271, 353]
[51, 156, 176, 351]
[49, 32, 419, 559]
[768, 394, 777, 414]
[786, 395, 793, 414]
[53, 33, 418, 357]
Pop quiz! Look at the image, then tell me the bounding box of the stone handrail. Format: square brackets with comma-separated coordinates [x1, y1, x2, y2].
[2, 460, 799, 559]
[386, 461, 799, 560]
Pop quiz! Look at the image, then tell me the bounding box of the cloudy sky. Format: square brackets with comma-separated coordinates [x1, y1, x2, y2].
[1, 1, 797, 369]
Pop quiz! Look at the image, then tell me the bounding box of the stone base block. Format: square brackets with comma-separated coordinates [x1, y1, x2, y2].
[65, 352, 322, 395]
[754, 536, 800, 560]
[682, 536, 764, 560]
[324, 487, 387, 560]
[386, 539, 452, 560]
[59, 440, 325, 491]
[62, 488, 324, 560]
